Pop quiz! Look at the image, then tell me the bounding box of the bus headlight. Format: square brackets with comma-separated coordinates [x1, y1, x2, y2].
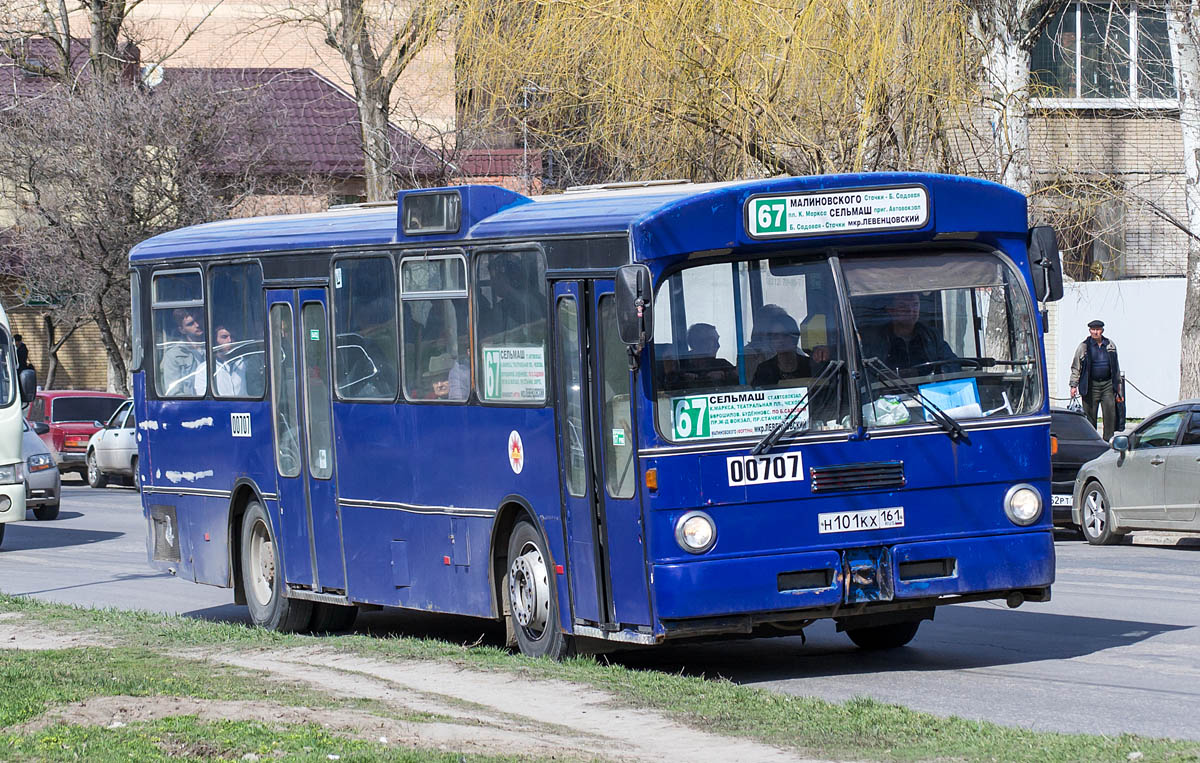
[675, 511, 716, 554]
[1004, 484, 1042, 526]
[0, 463, 23, 485]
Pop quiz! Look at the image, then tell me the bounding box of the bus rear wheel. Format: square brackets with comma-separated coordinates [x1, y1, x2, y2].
[845, 620, 921, 650]
[506, 520, 573, 660]
[241, 500, 312, 632]
[310, 603, 358, 633]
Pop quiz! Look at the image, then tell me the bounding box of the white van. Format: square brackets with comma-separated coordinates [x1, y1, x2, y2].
[0, 302, 31, 548]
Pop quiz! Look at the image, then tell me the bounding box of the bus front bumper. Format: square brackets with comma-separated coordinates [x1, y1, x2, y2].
[652, 530, 1054, 621]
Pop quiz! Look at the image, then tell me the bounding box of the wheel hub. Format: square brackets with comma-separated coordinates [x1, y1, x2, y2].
[508, 545, 549, 632]
[1085, 492, 1105, 534]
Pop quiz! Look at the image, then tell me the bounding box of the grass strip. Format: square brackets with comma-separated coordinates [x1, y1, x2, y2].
[3, 716, 525, 762]
[3, 594, 1199, 762]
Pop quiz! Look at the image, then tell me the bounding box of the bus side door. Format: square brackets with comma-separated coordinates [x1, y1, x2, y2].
[266, 288, 347, 594]
[552, 281, 652, 631]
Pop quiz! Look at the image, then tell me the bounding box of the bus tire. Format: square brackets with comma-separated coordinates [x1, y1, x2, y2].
[310, 603, 358, 633]
[241, 500, 312, 632]
[506, 519, 573, 660]
[0, 522, 5, 548]
[845, 620, 921, 650]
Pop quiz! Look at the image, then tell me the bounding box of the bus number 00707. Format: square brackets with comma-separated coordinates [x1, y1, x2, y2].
[726, 453, 803, 486]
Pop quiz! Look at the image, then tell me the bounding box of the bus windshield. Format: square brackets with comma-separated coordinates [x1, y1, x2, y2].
[653, 258, 852, 443]
[847, 252, 1042, 426]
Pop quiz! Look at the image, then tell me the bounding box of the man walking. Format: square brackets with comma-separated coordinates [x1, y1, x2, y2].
[1070, 319, 1121, 440]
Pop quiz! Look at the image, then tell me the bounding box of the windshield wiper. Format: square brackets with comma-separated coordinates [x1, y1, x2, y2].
[862, 357, 971, 444]
[751, 360, 845, 456]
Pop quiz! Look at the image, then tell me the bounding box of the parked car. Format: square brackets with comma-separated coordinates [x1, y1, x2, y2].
[26, 391, 125, 479]
[1073, 399, 1200, 545]
[1050, 407, 1110, 528]
[22, 419, 61, 520]
[84, 398, 138, 489]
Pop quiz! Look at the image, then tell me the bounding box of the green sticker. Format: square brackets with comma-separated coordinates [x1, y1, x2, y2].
[309, 329, 320, 341]
[612, 429, 626, 446]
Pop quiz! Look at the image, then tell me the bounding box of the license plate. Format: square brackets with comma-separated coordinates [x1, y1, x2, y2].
[817, 507, 905, 534]
[727, 453, 804, 486]
[1051, 494, 1072, 507]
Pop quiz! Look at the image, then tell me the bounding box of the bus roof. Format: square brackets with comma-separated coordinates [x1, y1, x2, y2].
[128, 173, 1026, 263]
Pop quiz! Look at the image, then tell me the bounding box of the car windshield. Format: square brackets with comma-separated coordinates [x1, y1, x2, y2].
[847, 252, 1042, 427]
[653, 257, 852, 443]
[51, 397, 123, 424]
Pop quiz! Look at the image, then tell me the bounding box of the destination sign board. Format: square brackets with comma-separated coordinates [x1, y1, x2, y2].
[746, 185, 929, 238]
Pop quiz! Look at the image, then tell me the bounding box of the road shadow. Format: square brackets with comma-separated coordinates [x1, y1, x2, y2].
[605, 605, 1190, 681]
[22, 510, 84, 521]
[0, 523, 122, 551]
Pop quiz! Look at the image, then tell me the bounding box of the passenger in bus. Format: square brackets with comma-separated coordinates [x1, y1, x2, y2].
[212, 325, 247, 397]
[674, 323, 736, 387]
[161, 307, 207, 396]
[751, 312, 814, 386]
[860, 292, 958, 372]
[420, 353, 468, 400]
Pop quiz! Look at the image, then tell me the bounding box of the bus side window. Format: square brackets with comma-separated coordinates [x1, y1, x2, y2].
[208, 262, 265, 398]
[475, 250, 547, 403]
[400, 254, 469, 402]
[333, 256, 399, 401]
[151, 269, 207, 398]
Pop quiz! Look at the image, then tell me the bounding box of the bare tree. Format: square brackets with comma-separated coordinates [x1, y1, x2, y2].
[1168, 0, 1200, 397]
[456, 0, 977, 186]
[0, 74, 282, 393]
[258, 0, 454, 201]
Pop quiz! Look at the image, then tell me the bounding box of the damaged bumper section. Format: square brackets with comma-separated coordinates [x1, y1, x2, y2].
[653, 530, 1054, 627]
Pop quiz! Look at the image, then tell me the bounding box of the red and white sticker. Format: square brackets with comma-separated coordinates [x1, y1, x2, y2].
[508, 430, 525, 474]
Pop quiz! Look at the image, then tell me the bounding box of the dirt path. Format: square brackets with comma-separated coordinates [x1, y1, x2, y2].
[2, 615, 822, 762]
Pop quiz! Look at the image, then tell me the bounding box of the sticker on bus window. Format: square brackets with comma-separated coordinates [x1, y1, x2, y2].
[482, 346, 546, 401]
[671, 389, 807, 441]
[747, 186, 928, 238]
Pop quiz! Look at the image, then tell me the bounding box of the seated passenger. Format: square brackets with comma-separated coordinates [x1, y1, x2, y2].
[419, 353, 469, 401]
[860, 292, 958, 372]
[751, 313, 814, 386]
[675, 323, 737, 387]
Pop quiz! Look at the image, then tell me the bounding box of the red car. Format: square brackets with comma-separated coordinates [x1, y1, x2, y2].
[26, 391, 126, 478]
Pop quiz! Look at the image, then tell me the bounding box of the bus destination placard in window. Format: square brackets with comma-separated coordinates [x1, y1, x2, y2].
[671, 389, 807, 441]
[747, 185, 928, 238]
[482, 346, 546, 401]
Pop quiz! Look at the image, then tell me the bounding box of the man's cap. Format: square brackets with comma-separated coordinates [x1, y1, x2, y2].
[1088, 319, 1105, 329]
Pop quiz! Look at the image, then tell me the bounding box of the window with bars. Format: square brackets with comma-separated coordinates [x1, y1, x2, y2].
[1032, 2, 1176, 102]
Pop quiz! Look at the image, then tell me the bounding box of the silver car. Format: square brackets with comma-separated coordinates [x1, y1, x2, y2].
[1073, 399, 1200, 545]
[23, 419, 61, 520]
[85, 398, 138, 489]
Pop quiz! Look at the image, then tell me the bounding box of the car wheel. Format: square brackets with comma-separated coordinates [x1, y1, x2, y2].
[0, 522, 5, 548]
[33, 503, 60, 521]
[1081, 481, 1120, 546]
[845, 620, 922, 650]
[131, 456, 141, 492]
[506, 519, 573, 660]
[86, 451, 107, 489]
[241, 500, 312, 632]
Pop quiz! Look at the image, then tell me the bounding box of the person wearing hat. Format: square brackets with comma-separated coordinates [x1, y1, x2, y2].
[1070, 319, 1121, 440]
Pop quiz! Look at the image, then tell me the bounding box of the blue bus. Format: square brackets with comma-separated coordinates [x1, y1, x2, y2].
[131, 173, 1063, 657]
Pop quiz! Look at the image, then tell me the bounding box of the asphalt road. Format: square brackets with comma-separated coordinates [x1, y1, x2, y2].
[2, 481, 1198, 741]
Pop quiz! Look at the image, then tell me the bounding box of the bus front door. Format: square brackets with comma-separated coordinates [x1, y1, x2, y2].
[552, 281, 652, 633]
[266, 288, 346, 594]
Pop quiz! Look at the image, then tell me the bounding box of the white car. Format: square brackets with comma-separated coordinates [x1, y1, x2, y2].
[85, 398, 139, 489]
[23, 419, 61, 520]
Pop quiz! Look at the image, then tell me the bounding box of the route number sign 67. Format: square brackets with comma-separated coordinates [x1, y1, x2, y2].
[751, 198, 788, 235]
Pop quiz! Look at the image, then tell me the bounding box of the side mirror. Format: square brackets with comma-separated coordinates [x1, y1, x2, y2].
[1027, 226, 1064, 303]
[615, 264, 654, 362]
[95, 420, 106, 429]
[18, 368, 36, 404]
[32, 421, 49, 435]
[1111, 434, 1129, 452]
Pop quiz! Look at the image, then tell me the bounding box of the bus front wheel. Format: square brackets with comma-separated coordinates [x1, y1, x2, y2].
[506, 520, 573, 660]
[240, 500, 312, 632]
[845, 620, 921, 650]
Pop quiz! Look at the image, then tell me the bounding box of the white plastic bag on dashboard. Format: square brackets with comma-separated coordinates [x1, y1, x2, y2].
[863, 395, 911, 426]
